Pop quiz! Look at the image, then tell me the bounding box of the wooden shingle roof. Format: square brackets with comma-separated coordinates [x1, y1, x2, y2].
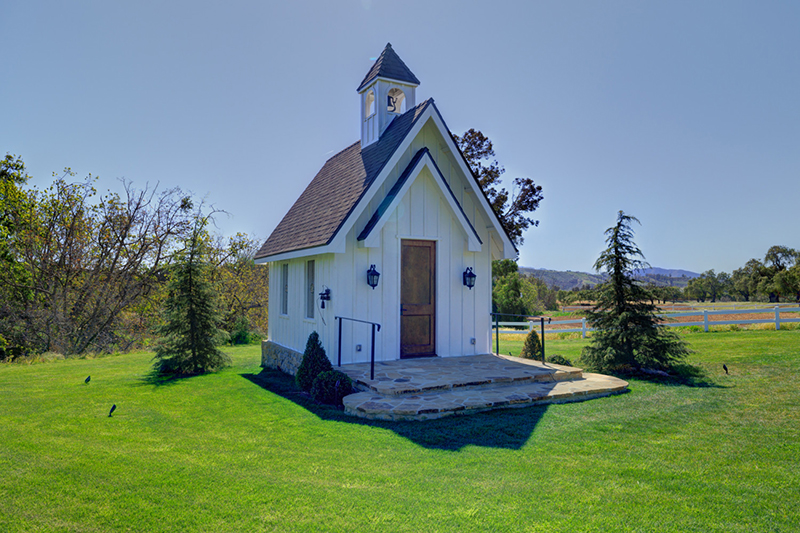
[254, 99, 433, 260]
[357, 43, 420, 92]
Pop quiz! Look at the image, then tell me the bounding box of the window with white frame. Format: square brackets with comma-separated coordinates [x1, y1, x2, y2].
[387, 87, 405, 114]
[365, 90, 375, 118]
[305, 260, 315, 319]
[280, 263, 289, 315]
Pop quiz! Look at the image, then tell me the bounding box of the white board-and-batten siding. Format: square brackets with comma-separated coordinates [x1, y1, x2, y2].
[267, 124, 495, 366]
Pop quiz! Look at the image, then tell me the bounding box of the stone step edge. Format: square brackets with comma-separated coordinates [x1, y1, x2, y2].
[351, 367, 583, 397]
[344, 374, 629, 421]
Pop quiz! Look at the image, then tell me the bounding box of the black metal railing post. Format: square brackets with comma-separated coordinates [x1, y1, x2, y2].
[540, 316, 545, 362]
[495, 313, 500, 355]
[337, 316, 343, 367]
[370, 323, 376, 380]
[334, 315, 381, 381]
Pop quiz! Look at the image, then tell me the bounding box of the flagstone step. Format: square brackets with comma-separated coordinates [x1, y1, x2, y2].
[339, 353, 582, 397]
[343, 372, 629, 421]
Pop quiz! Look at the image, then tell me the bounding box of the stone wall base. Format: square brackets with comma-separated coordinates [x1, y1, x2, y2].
[261, 340, 303, 376]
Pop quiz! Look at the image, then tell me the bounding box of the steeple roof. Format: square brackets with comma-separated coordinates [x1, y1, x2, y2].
[357, 43, 420, 92]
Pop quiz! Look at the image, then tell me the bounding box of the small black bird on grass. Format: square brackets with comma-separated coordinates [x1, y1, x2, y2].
[723, 364, 729, 375]
[84, 376, 90, 384]
[108, 404, 116, 417]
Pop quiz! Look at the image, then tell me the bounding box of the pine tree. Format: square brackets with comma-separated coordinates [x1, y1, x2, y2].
[519, 328, 542, 360]
[153, 213, 230, 375]
[581, 211, 689, 373]
[295, 331, 333, 392]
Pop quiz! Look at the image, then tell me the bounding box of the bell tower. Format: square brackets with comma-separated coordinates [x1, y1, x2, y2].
[357, 43, 420, 148]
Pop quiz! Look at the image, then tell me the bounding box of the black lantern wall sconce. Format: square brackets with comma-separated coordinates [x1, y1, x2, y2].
[367, 264, 380, 289]
[463, 267, 476, 289]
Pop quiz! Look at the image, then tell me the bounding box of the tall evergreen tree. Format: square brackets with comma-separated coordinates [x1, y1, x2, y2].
[581, 211, 689, 373]
[153, 212, 230, 375]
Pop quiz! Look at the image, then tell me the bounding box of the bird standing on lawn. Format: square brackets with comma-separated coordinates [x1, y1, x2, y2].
[108, 404, 116, 417]
[85, 376, 90, 384]
[723, 364, 729, 375]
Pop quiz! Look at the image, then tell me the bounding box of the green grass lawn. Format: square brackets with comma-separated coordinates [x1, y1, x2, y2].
[2, 331, 799, 532]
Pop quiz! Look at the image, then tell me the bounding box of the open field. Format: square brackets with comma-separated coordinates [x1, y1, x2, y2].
[2, 331, 799, 532]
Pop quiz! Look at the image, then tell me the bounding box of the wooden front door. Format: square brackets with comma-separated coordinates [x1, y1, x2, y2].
[400, 239, 436, 358]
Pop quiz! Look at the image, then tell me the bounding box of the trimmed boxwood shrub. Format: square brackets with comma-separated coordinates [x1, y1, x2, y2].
[548, 354, 573, 367]
[310, 370, 354, 406]
[295, 331, 333, 392]
[519, 329, 542, 360]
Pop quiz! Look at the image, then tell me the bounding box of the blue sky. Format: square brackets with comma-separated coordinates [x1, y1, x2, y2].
[3, 1, 798, 274]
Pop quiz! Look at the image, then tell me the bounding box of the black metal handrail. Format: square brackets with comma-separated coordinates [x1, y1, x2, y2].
[334, 316, 381, 380]
[491, 312, 550, 363]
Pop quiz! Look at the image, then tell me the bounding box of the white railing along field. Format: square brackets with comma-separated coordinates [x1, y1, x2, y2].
[497, 306, 800, 338]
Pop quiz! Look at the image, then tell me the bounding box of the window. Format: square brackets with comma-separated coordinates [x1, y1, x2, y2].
[365, 90, 375, 118]
[280, 263, 289, 315]
[387, 87, 405, 114]
[305, 260, 315, 319]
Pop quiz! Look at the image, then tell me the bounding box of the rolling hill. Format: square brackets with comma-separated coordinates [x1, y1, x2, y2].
[520, 267, 699, 290]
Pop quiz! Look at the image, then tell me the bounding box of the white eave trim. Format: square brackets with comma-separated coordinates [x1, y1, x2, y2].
[253, 241, 344, 264]
[357, 149, 482, 252]
[327, 104, 436, 253]
[427, 109, 517, 259]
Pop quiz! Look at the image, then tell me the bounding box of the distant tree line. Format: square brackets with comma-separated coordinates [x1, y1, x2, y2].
[684, 246, 800, 303]
[545, 245, 800, 307]
[0, 154, 268, 361]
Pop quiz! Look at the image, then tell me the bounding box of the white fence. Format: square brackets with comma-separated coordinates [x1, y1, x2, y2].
[496, 306, 800, 338]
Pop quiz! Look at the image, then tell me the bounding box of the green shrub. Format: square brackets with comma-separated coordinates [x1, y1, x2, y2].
[519, 329, 542, 360]
[548, 354, 573, 367]
[229, 316, 255, 345]
[295, 331, 333, 392]
[310, 370, 354, 406]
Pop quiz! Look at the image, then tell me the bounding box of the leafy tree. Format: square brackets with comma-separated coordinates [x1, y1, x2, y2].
[492, 260, 529, 320]
[5, 172, 193, 355]
[521, 274, 559, 313]
[759, 245, 799, 302]
[580, 211, 689, 373]
[731, 259, 765, 302]
[152, 211, 230, 375]
[773, 266, 800, 303]
[764, 245, 798, 271]
[453, 129, 543, 246]
[208, 232, 269, 342]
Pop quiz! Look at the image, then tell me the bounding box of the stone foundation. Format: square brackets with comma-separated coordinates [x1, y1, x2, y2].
[261, 340, 303, 376]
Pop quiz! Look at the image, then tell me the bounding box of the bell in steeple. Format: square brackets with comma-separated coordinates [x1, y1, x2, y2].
[358, 43, 420, 147]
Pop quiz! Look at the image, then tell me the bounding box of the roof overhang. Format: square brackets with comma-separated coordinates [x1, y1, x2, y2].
[255, 100, 517, 263]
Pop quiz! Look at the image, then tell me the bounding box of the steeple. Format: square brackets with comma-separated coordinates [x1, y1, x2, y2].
[358, 43, 419, 147]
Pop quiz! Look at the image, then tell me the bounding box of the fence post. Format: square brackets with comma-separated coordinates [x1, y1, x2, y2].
[581, 318, 587, 339]
[703, 310, 709, 332]
[775, 306, 780, 331]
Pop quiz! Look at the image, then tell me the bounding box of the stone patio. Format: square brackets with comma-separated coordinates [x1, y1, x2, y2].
[338, 353, 628, 421]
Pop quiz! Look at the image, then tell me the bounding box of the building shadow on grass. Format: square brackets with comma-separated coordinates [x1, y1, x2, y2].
[241, 369, 550, 451]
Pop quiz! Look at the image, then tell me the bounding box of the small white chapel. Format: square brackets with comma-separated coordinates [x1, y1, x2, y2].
[255, 43, 517, 373]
